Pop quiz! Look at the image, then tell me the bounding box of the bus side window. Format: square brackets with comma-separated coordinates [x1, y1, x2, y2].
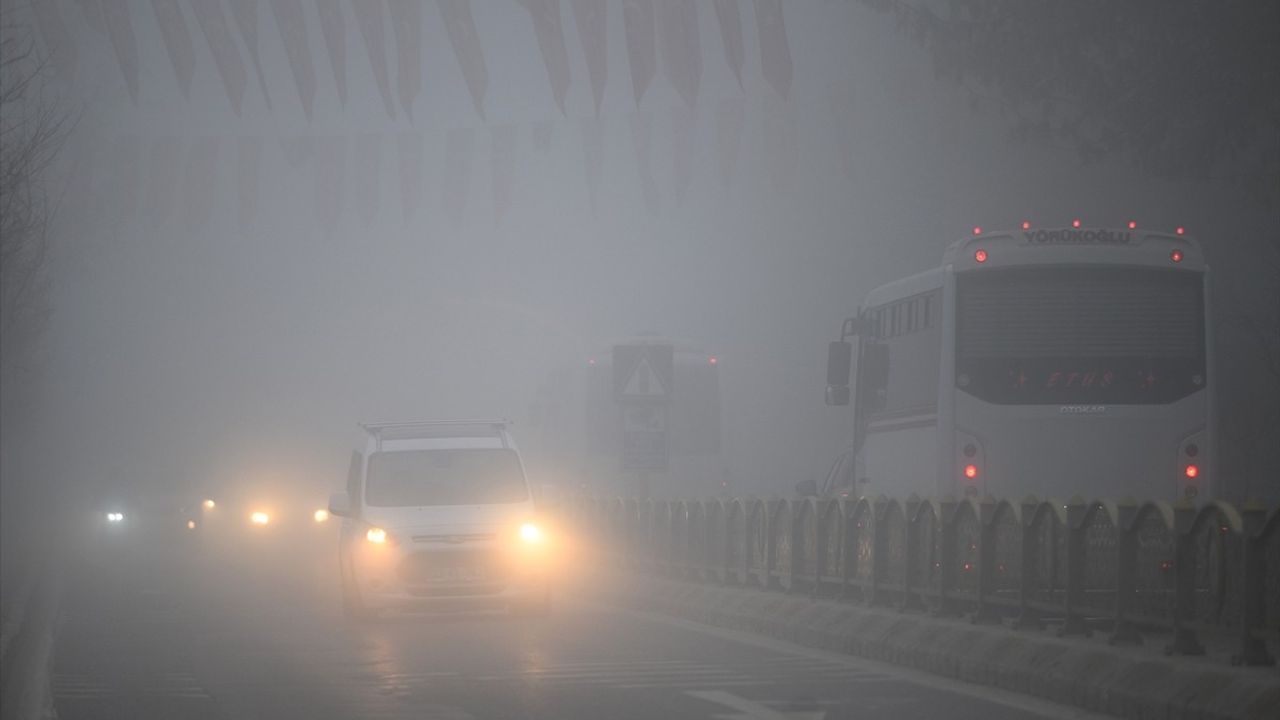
[346, 451, 363, 510]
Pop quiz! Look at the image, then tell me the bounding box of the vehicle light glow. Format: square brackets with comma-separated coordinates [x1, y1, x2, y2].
[106, 512, 124, 523]
[313, 509, 330, 523]
[366, 527, 388, 544]
[186, 520, 196, 530]
[1184, 464, 1199, 479]
[519, 523, 544, 544]
[1071, 219, 1081, 228]
[250, 511, 270, 526]
[1176, 226, 1185, 235]
[974, 249, 988, 263]
[1170, 249, 1184, 263]
[1021, 220, 1031, 230]
[972, 226, 982, 236]
[203, 499, 216, 510]
[1127, 220, 1137, 229]
[963, 464, 979, 479]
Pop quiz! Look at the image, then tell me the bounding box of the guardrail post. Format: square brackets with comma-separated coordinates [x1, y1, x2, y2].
[1012, 497, 1043, 630]
[869, 499, 887, 606]
[900, 497, 923, 612]
[971, 497, 1001, 624]
[1233, 501, 1275, 666]
[934, 499, 960, 617]
[1059, 497, 1090, 637]
[1109, 499, 1142, 645]
[1167, 501, 1205, 655]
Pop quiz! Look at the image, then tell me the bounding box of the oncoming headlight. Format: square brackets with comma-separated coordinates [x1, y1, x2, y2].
[518, 523, 543, 544]
[105, 512, 125, 523]
[250, 511, 270, 526]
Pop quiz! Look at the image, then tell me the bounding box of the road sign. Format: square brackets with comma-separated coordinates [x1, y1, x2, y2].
[613, 344, 674, 401]
[620, 404, 668, 472]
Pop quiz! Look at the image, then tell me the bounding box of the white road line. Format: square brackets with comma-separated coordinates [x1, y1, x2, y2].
[572, 598, 1117, 720]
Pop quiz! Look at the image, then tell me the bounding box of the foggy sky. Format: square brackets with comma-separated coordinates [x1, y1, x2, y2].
[11, 1, 1272, 505]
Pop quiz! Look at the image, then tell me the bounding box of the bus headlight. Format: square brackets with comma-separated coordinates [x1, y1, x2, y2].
[365, 527, 388, 544]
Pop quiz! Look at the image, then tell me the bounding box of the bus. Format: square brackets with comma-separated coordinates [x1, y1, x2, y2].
[824, 224, 1212, 502]
[526, 337, 726, 498]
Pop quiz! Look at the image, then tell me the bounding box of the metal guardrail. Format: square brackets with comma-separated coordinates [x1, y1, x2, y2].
[560, 494, 1280, 667]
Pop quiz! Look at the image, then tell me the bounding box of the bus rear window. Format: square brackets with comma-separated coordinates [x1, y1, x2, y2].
[956, 267, 1205, 404]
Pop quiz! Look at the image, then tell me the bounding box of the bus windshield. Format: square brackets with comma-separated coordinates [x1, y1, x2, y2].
[365, 448, 528, 506]
[956, 267, 1205, 404]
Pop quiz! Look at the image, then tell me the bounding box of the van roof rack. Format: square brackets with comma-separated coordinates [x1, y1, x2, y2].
[359, 419, 513, 449]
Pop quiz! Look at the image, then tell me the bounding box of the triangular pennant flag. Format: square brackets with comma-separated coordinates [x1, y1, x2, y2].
[350, 0, 396, 119]
[621, 0, 655, 108]
[670, 104, 696, 206]
[31, 0, 77, 82]
[315, 0, 347, 106]
[270, 0, 316, 118]
[489, 125, 517, 222]
[387, 0, 422, 120]
[754, 0, 792, 100]
[438, 0, 488, 120]
[236, 137, 261, 233]
[352, 133, 381, 227]
[102, 1, 140, 104]
[570, 0, 607, 117]
[580, 117, 604, 214]
[149, 0, 194, 98]
[183, 137, 221, 230]
[716, 95, 744, 188]
[142, 136, 182, 226]
[396, 131, 423, 223]
[442, 128, 474, 227]
[629, 112, 660, 214]
[521, 0, 571, 115]
[188, 0, 248, 114]
[713, 0, 744, 91]
[228, 0, 273, 108]
[657, 0, 701, 109]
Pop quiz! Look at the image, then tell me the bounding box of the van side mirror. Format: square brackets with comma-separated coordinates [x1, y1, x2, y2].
[825, 341, 852, 406]
[794, 478, 819, 497]
[328, 491, 352, 518]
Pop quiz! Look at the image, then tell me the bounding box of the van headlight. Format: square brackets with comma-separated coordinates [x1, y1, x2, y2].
[365, 527, 388, 544]
[518, 523, 543, 544]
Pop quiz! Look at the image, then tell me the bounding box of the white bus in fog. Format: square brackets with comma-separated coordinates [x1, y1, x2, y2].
[825, 225, 1213, 501]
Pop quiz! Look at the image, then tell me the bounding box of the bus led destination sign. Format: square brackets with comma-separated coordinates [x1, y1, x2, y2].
[1022, 229, 1132, 245]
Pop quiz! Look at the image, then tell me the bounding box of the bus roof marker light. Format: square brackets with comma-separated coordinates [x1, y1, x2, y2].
[1170, 249, 1184, 263]
[972, 226, 982, 236]
[1175, 226, 1185, 235]
[973, 249, 988, 264]
[1072, 219, 1081, 228]
[1021, 220, 1031, 230]
[1128, 220, 1138, 229]
[708, 356, 717, 365]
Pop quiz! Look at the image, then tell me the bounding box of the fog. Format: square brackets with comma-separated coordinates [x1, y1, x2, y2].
[6, 2, 1269, 520]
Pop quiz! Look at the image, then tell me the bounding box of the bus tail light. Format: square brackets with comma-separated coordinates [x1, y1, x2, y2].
[1178, 430, 1206, 498]
[974, 249, 988, 263]
[1170, 249, 1184, 263]
[1184, 464, 1199, 479]
[955, 431, 985, 497]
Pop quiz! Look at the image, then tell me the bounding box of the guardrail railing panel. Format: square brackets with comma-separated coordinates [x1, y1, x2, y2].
[567, 492, 1276, 666]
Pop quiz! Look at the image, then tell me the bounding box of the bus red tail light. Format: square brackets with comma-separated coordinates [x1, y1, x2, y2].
[1184, 464, 1199, 479]
[974, 249, 988, 263]
[1170, 249, 1184, 263]
[963, 464, 979, 479]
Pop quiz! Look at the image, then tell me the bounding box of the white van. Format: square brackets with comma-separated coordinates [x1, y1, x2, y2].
[328, 420, 550, 618]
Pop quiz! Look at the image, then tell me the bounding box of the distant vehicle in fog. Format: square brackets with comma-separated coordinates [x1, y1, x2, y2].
[822, 224, 1212, 502]
[327, 420, 551, 619]
[526, 337, 726, 498]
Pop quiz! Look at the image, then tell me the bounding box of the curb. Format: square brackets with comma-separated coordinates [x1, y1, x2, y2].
[591, 573, 1280, 720]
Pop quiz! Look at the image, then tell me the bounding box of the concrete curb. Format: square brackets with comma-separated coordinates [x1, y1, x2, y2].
[591, 573, 1280, 720]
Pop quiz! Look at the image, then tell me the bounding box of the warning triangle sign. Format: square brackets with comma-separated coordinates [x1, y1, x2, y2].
[620, 356, 668, 397]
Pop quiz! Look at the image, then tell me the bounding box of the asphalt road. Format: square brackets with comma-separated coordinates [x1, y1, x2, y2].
[50, 526, 1108, 720]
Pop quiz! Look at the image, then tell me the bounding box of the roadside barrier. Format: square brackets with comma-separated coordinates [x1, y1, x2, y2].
[562, 494, 1279, 667]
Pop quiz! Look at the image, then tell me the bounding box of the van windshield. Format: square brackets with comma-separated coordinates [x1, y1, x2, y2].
[365, 448, 528, 506]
